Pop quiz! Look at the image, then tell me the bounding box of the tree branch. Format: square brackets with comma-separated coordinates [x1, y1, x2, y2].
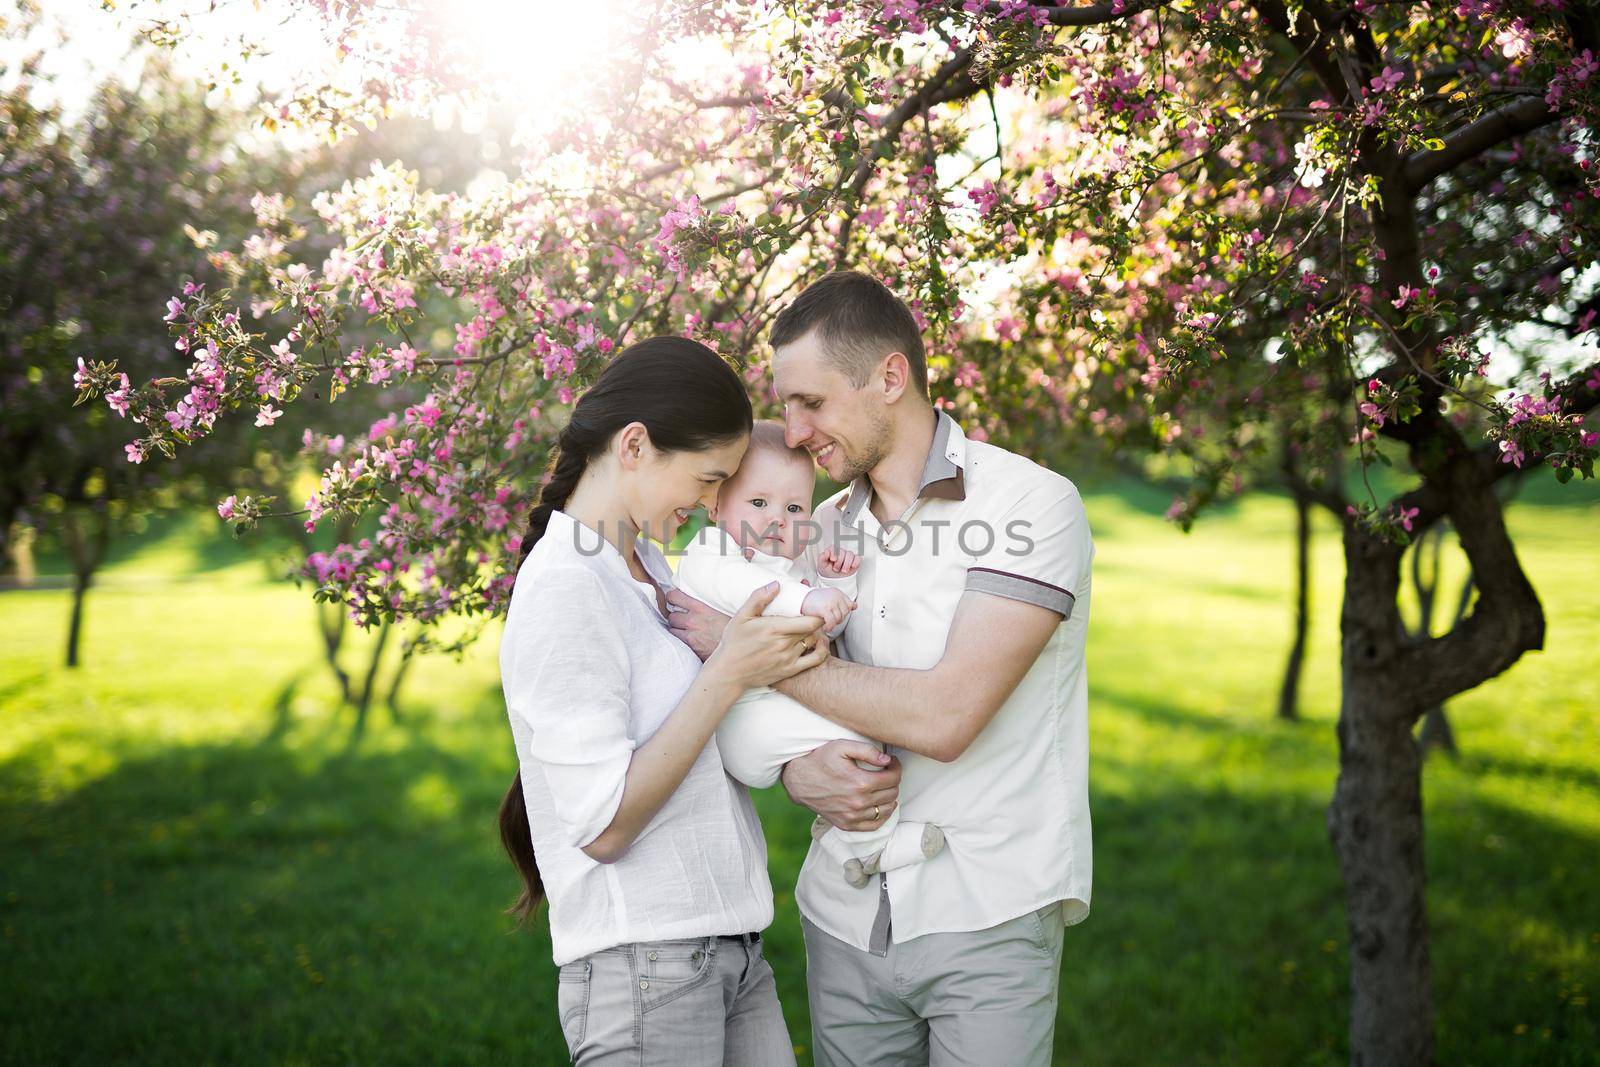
[1401, 96, 1557, 192]
[997, 0, 1172, 27]
[835, 48, 982, 264]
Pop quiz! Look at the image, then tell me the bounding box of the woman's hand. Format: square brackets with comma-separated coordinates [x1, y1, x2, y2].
[705, 582, 828, 690]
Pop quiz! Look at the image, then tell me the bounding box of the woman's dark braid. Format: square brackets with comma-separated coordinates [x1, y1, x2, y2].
[517, 428, 589, 564]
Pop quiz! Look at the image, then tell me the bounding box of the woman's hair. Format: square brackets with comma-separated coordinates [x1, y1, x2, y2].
[499, 335, 753, 926]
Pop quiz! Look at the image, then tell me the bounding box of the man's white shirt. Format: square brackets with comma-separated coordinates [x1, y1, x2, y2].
[795, 411, 1095, 949]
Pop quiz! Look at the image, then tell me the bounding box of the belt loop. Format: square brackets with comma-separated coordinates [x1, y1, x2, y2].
[867, 876, 892, 957]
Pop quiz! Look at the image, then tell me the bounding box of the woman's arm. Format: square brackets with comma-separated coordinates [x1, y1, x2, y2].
[580, 664, 745, 862]
[582, 582, 826, 863]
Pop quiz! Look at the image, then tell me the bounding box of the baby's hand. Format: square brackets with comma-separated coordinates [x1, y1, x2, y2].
[801, 587, 856, 631]
[817, 546, 861, 578]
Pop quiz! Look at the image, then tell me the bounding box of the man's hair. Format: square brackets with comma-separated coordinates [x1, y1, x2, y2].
[770, 270, 927, 396]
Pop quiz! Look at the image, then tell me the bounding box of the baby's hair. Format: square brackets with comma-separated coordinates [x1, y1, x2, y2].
[746, 419, 813, 469]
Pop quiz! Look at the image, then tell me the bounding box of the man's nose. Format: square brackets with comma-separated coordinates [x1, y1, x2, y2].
[784, 413, 809, 450]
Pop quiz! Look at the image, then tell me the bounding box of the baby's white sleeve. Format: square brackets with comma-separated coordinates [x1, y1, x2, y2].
[676, 527, 812, 617]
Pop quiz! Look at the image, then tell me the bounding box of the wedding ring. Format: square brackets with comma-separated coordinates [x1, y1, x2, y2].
[872, 805, 881, 821]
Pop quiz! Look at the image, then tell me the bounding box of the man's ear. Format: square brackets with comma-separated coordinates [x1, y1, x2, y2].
[614, 422, 651, 470]
[879, 351, 911, 404]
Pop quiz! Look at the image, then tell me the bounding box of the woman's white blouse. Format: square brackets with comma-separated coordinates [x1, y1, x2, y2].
[499, 510, 773, 965]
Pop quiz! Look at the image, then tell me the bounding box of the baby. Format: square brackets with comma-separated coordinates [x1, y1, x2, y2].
[675, 420, 945, 888]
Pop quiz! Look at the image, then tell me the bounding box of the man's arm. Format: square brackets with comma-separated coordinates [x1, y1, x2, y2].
[668, 584, 1062, 763]
[773, 590, 1061, 762]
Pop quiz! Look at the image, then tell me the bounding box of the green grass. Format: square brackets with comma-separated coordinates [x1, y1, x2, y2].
[2, 481, 1597, 1065]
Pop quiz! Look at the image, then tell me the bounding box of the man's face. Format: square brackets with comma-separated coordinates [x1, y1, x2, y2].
[773, 329, 892, 484]
[714, 448, 815, 560]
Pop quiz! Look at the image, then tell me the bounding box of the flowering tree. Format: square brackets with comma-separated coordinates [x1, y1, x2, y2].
[77, 0, 1598, 1060]
[0, 13, 290, 665]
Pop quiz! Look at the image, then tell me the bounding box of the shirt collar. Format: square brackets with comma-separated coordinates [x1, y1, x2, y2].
[547, 509, 673, 601]
[839, 409, 968, 527]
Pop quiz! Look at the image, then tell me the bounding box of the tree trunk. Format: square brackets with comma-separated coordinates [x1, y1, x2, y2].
[65, 570, 90, 669]
[1416, 706, 1457, 757]
[1415, 572, 1475, 760]
[1278, 486, 1312, 720]
[350, 616, 392, 739]
[1329, 526, 1434, 1066]
[59, 505, 110, 669]
[316, 600, 353, 704]
[2, 523, 36, 586]
[384, 635, 416, 722]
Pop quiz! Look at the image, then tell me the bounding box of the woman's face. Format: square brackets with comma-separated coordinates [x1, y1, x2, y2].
[625, 431, 750, 543]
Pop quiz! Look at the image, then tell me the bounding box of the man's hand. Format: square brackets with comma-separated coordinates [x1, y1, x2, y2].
[665, 588, 731, 661]
[780, 739, 901, 831]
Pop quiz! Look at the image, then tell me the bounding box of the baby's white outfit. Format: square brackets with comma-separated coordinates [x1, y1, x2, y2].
[675, 525, 945, 887]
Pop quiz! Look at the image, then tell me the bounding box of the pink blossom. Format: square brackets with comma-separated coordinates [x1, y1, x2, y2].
[389, 343, 419, 373]
[967, 181, 1002, 217]
[1391, 285, 1418, 309]
[256, 404, 283, 427]
[124, 442, 145, 464]
[1498, 439, 1526, 468]
[1396, 505, 1418, 532]
[105, 374, 132, 416]
[217, 495, 238, 520]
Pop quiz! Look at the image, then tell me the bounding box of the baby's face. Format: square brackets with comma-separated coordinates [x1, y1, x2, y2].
[714, 448, 815, 560]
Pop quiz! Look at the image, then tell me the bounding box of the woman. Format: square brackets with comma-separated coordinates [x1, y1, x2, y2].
[498, 336, 824, 1064]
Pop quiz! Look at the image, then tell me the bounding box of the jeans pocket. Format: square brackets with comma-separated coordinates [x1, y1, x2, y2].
[556, 960, 591, 1058]
[638, 938, 716, 1013]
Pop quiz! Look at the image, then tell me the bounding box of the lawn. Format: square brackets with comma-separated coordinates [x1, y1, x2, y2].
[2, 480, 1596, 1065]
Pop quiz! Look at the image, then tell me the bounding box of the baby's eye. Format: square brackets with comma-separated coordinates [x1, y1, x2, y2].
[786, 504, 804, 514]
[749, 498, 767, 509]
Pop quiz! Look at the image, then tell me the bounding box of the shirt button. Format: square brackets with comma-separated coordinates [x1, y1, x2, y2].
[639, 980, 649, 990]
[648, 952, 657, 961]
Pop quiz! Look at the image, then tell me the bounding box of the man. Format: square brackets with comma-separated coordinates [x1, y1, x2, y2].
[668, 270, 1093, 1066]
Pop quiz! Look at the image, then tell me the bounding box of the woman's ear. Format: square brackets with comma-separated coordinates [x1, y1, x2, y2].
[614, 422, 652, 470]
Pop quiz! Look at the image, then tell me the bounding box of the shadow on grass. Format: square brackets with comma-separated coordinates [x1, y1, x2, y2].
[1, 688, 1594, 1066]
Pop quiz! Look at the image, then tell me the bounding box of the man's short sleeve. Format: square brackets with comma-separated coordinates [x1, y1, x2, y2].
[964, 480, 1092, 620]
[504, 567, 635, 849]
